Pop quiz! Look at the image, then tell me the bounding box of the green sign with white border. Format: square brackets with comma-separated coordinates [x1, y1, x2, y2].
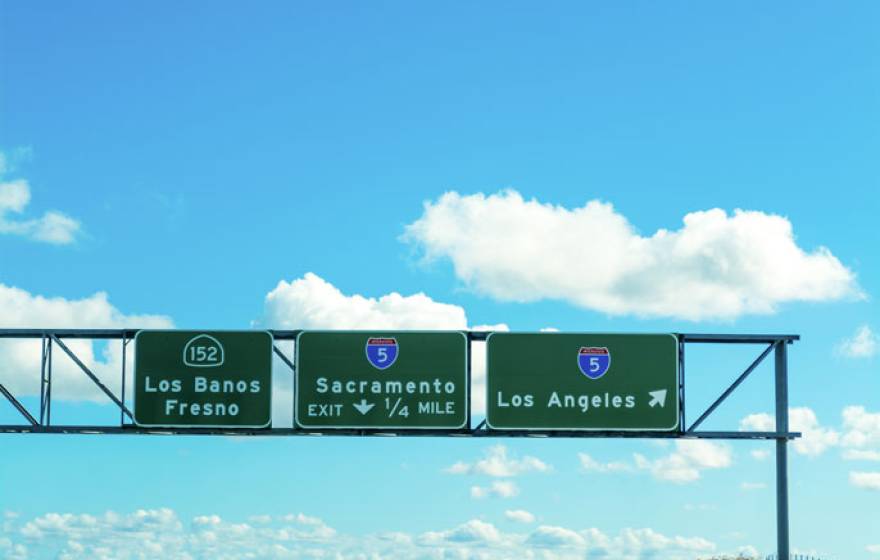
[134, 330, 273, 428]
[486, 333, 679, 431]
[295, 331, 468, 430]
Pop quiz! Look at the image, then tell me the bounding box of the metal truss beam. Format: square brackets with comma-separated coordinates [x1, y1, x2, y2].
[0, 329, 801, 439]
[49, 334, 133, 421]
[687, 341, 778, 432]
[0, 425, 801, 439]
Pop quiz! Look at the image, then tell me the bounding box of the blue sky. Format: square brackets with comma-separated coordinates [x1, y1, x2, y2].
[1, 2, 879, 558]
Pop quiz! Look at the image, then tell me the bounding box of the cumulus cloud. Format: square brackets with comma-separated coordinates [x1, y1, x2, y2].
[420, 519, 502, 545]
[2, 508, 718, 560]
[740, 407, 839, 456]
[634, 440, 732, 483]
[837, 325, 878, 358]
[843, 450, 880, 462]
[849, 471, 880, 491]
[841, 406, 880, 449]
[842, 406, 880, 486]
[470, 480, 519, 499]
[0, 155, 81, 245]
[445, 445, 551, 477]
[403, 190, 861, 321]
[578, 452, 633, 473]
[0, 536, 26, 560]
[0, 284, 172, 401]
[526, 525, 586, 548]
[19, 508, 181, 541]
[260, 272, 505, 415]
[262, 272, 468, 331]
[504, 510, 535, 524]
[750, 449, 771, 461]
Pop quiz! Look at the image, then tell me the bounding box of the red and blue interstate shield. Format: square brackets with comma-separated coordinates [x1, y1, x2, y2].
[577, 346, 610, 379]
[365, 337, 398, 370]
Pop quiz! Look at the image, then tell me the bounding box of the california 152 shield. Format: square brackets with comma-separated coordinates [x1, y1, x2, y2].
[577, 347, 610, 379]
[365, 337, 398, 370]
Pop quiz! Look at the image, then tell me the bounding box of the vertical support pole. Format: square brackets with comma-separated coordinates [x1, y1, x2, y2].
[46, 336, 53, 426]
[466, 333, 472, 431]
[678, 336, 685, 432]
[40, 334, 47, 425]
[121, 336, 127, 426]
[290, 339, 296, 430]
[775, 341, 790, 560]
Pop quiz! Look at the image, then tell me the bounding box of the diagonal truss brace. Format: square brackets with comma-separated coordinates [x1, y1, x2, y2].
[0, 381, 38, 425]
[273, 345, 295, 373]
[686, 340, 779, 433]
[49, 334, 133, 421]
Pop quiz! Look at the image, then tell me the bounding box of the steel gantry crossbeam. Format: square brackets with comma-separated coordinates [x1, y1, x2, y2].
[0, 328, 800, 559]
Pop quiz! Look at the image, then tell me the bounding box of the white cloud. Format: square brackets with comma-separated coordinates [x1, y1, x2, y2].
[470, 480, 519, 499]
[421, 519, 502, 545]
[837, 325, 878, 358]
[843, 449, 880, 462]
[262, 272, 468, 330]
[0, 536, 26, 560]
[750, 449, 771, 461]
[841, 406, 880, 450]
[19, 508, 181, 541]
[2, 508, 718, 560]
[578, 452, 633, 473]
[403, 190, 861, 321]
[0, 157, 81, 244]
[445, 445, 551, 477]
[260, 272, 505, 415]
[740, 407, 839, 456]
[743, 405, 880, 465]
[504, 510, 535, 524]
[526, 525, 586, 548]
[849, 471, 880, 491]
[0, 284, 172, 401]
[612, 528, 715, 557]
[868, 544, 880, 554]
[634, 440, 732, 483]
[740, 482, 767, 491]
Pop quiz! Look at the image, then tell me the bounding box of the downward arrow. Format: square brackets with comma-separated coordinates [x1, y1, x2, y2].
[648, 390, 667, 408]
[353, 399, 375, 415]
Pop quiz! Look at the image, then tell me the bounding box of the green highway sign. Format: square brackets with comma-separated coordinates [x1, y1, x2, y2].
[295, 331, 468, 430]
[486, 333, 679, 431]
[134, 330, 273, 428]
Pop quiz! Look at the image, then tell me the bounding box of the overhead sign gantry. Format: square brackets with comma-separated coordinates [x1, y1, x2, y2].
[0, 328, 800, 560]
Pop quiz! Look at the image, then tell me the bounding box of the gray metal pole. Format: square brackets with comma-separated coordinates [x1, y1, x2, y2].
[775, 341, 790, 559]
